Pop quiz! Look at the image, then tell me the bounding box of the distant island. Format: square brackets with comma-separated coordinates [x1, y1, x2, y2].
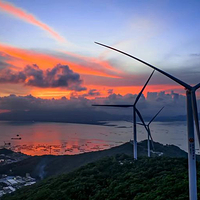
[0, 108, 189, 125]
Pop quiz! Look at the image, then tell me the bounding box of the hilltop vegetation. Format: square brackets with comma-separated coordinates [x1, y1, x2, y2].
[2, 155, 200, 200]
[0, 140, 189, 180]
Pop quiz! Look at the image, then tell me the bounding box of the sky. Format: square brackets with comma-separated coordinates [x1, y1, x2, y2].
[0, 0, 200, 120]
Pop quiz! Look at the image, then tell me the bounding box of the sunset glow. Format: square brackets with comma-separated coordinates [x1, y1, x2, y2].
[1, 3, 200, 199]
[0, 0, 199, 117]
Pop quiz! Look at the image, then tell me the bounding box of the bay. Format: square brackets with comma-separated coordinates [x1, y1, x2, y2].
[0, 121, 198, 156]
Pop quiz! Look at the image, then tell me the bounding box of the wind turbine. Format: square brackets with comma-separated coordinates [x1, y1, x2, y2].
[93, 70, 155, 160]
[94, 41, 200, 200]
[137, 107, 164, 157]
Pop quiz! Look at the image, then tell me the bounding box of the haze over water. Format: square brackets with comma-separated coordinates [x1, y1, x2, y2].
[0, 121, 197, 156]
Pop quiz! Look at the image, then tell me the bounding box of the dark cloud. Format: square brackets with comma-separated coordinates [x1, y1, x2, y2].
[0, 94, 123, 124]
[0, 64, 86, 91]
[93, 90, 189, 119]
[107, 89, 113, 95]
[88, 89, 100, 96]
[71, 89, 101, 98]
[190, 53, 200, 57]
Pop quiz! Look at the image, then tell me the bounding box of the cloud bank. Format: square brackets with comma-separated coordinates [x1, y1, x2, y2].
[0, 90, 197, 124]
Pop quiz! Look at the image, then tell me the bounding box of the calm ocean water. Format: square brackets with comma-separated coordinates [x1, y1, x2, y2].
[0, 121, 198, 155]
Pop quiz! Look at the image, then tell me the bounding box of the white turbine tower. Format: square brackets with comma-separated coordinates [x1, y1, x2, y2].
[136, 107, 164, 157]
[93, 70, 154, 160]
[95, 41, 200, 200]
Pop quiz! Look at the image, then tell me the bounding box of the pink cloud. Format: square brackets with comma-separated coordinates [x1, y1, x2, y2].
[0, 1, 65, 43]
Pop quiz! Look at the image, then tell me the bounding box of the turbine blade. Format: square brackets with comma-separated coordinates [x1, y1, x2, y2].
[148, 106, 164, 125]
[135, 108, 148, 132]
[191, 91, 200, 145]
[92, 104, 133, 107]
[95, 42, 191, 89]
[134, 70, 155, 105]
[194, 83, 200, 91]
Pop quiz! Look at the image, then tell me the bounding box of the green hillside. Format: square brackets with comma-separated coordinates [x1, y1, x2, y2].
[0, 140, 189, 180]
[2, 155, 200, 200]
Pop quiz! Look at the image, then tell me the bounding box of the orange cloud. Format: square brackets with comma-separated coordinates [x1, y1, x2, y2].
[62, 50, 122, 74]
[0, 43, 120, 78]
[0, 1, 65, 43]
[0, 44, 184, 99]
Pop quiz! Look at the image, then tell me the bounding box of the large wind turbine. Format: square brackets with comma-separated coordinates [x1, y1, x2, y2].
[93, 70, 154, 160]
[137, 107, 164, 157]
[95, 41, 200, 200]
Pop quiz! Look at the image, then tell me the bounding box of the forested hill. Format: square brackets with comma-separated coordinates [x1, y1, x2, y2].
[2, 155, 200, 200]
[0, 140, 189, 180]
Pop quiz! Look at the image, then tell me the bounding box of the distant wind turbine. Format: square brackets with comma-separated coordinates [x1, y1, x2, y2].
[93, 70, 155, 160]
[94, 41, 200, 200]
[136, 107, 164, 157]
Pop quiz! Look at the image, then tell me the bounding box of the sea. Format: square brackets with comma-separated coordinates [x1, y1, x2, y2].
[0, 120, 198, 156]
